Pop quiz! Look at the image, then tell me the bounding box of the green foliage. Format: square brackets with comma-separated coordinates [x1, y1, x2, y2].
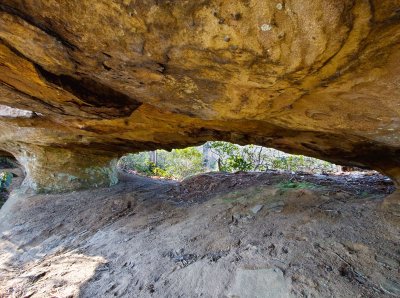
[119, 141, 338, 180]
[277, 180, 319, 191]
[159, 147, 204, 179]
[0, 171, 12, 190]
[210, 141, 337, 173]
[210, 141, 253, 172]
[118, 147, 204, 180]
[152, 166, 172, 178]
[0, 172, 12, 204]
[271, 156, 306, 172]
[118, 152, 153, 175]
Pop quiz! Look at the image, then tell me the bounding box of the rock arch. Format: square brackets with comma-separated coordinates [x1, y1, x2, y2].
[0, 0, 398, 208]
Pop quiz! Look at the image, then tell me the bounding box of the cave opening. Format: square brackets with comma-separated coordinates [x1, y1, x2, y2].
[0, 150, 25, 207]
[0, 105, 38, 118]
[117, 141, 395, 203]
[118, 141, 377, 179]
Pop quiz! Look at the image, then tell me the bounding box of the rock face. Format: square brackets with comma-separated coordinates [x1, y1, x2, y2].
[0, 1, 399, 192]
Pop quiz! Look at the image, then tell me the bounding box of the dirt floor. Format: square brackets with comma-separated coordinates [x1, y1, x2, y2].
[0, 167, 399, 297]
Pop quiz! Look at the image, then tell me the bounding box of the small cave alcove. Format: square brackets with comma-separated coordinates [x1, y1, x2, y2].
[0, 150, 25, 206]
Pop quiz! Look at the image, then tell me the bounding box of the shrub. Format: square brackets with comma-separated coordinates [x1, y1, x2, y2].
[118, 152, 153, 175]
[118, 142, 339, 180]
[160, 147, 203, 179]
[118, 147, 204, 180]
[0, 171, 12, 191]
[210, 142, 338, 173]
[0, 171, 12, 205]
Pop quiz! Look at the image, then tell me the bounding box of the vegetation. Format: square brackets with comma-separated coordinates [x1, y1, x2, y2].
[118, 141, 339, 180]
[0, 171, 12, 205]
[118, 147, 203, 180]
[210, 142, 253, 172]
[277, 181, 320, 191]
[0, 171, 12, 190]
[209, 142, 337, 173]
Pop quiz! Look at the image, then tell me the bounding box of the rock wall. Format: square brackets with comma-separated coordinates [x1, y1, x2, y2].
[0, 1, 399, 194]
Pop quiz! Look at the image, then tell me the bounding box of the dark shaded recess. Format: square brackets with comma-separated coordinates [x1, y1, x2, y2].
[346, 143, 400, 169]
[299, 141, 400, 172]
[59, 140, 184, 157]
[0, 149, 14, 158]
[0, 150, 21, 171]
[0, 3, 77, 50]
[301, 142, 326, 155]
[186, 127, 227, 139]
[35, 65, 142, 116]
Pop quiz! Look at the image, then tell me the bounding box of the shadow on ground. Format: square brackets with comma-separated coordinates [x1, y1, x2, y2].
[0, 170, 399, 297]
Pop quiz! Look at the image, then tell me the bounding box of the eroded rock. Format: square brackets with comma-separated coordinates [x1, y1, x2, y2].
[0, 1, 399, 192]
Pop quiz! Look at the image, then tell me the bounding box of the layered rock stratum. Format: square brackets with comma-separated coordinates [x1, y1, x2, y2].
[0, 1, 399, 196]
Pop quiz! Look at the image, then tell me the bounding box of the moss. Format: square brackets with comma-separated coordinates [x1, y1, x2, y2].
[277, 181, 320, 191]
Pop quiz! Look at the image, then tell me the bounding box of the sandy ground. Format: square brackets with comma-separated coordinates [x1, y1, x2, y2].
[0, 169, 399, 298]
